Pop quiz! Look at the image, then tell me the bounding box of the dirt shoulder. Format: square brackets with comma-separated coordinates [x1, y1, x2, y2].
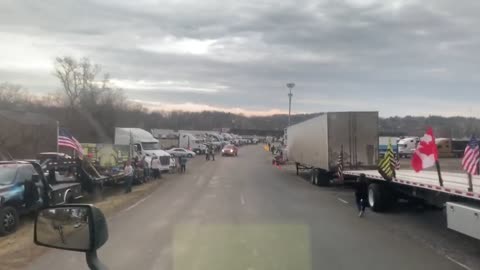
[0, 176, 168, 270]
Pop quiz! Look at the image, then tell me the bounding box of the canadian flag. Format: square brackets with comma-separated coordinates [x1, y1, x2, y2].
[411, 127, 439, 172]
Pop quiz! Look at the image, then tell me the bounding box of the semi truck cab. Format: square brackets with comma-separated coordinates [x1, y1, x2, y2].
[115, 128, 171, 172]
[397, 137, 419, 158]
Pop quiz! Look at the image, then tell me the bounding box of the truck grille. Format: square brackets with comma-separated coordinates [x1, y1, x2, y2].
[160, 156, 170, 166]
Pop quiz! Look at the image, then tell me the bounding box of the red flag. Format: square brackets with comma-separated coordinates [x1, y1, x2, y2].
[411, 127, 438, 172]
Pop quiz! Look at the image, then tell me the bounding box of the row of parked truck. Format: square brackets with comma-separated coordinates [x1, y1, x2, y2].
[0, 127, 260, 236]
[113, 127, 258, 167]
[380, 135, 472, 158]
[286, 111, 480, 241]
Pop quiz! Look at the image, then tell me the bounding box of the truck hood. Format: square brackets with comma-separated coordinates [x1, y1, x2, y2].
[143, 149, 171, 157]
[0, 183, 17, 196]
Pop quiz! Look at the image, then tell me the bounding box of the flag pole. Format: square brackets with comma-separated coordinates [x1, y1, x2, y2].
[338, 144, 344, 184]
[56, 121, 59, 153]
[468, 173, 473, 192]
[435, 161, 443, 187]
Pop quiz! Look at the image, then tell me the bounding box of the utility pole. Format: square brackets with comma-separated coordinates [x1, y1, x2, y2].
[286, 83, 295, 126]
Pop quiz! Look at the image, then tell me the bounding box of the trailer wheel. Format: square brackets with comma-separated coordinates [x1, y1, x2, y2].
[0, 207, 19, 236]
[368, 183, 394, 212]
[64, 191, 74, 204]
[310, 169, 317, 185]
[317, 171, 330, 187]
[93, 184, 104, 201]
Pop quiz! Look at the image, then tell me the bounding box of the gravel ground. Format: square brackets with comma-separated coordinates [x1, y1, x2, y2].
[0, 156, 205, 270]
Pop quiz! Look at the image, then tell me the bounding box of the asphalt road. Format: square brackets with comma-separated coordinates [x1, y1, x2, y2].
[24, 146, 476, 270]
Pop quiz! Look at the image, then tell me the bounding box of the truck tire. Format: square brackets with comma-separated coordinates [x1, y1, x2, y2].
[93, 184, 104, 202]
[0, 207, 19, 236]
[310, 169, 317, 185]
[368, 183, 395, 212]
[187, 154, 193, 158]
[64, 190, 74, 204]
[316, 171, 330, 187]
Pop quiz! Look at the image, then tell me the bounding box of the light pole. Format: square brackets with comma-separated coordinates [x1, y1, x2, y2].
[286, 82, 295, 126]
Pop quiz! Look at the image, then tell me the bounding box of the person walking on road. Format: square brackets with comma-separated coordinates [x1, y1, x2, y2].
[179, 156, 188, 173]
[354, 173, 369, 217]
[124, 160, 134, 193]
[210, 145, 215, 161]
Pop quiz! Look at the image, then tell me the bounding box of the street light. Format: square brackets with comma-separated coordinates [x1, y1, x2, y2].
[286, 82, 295, 126]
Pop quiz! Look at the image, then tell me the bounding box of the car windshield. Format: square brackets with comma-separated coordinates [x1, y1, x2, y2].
[0, 166, 17, 185]
[3, 1, 480, 270]
[141, 142, 160, 150]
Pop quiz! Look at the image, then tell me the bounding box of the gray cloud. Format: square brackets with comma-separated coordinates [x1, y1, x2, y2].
[1, 0, 480, 116]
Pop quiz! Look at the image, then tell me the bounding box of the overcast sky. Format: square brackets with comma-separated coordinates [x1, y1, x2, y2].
[1, 0, 479, 117]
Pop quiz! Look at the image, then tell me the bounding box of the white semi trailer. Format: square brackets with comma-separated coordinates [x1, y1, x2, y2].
[287, 113, 480, 240]
[287, 111, 379, 186]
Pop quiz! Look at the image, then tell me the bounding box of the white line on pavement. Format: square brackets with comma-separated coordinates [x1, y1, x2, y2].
[123, 194, 151, 212]
[337, 198, 349, 204]
[240, 194, 246, 205]
[446, 256, 472, 270]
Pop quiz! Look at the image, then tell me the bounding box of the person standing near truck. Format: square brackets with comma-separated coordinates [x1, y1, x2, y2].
[205, 146, 210, 161]
[124, 160, 134, 193]
[354, 173, 369, 217]
[142, 156, 150, 182]
[152, 156, 163, 179]
[179, 156, 187, 173]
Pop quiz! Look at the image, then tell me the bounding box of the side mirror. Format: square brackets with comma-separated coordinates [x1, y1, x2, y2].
[34, 205, 109, 270]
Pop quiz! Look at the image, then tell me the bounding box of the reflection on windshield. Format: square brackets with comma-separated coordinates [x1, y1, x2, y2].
[142, 142, 160, 150]
[0, 166, 17, 185]
[175, 224, 310, 270]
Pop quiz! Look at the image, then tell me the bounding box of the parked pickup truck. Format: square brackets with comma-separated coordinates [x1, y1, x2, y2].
[0, 160, 82, 235]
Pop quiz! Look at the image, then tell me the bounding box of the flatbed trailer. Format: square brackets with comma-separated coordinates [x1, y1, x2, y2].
[344, 169, 480, 240]
[42, 157, 127, 193]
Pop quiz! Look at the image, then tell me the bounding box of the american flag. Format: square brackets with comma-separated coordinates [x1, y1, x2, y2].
[462, 136, 480, 175]
[58, 128, 84, 157]
[337, 150, 344, 178]
[394, 153, 401, 170]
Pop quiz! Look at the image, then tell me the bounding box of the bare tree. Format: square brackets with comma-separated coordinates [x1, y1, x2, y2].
[0, 82, 29, 108]
[54, 56, 82, 109]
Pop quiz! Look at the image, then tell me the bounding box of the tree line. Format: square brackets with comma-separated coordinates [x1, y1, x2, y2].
[1, 56, 480, 145]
